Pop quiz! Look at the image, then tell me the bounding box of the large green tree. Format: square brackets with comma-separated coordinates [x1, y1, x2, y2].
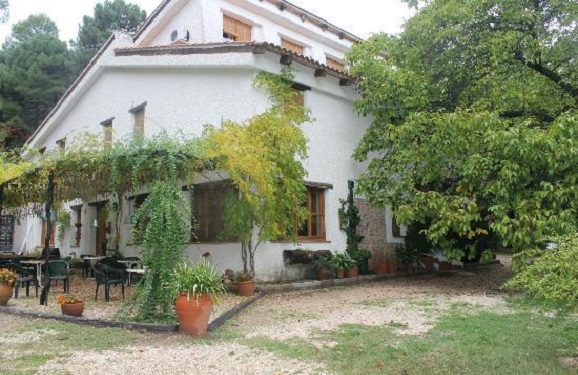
[69, 0, 146, 76]
[0, 0, 8, 23]
[348, 0, 578, 260]
[0, 15, 71, 148]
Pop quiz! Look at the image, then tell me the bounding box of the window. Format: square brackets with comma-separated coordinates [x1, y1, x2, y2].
[223, 15, 252, 42]
[298, 186, 325, 240]
[392, 216, 401, 237]
[100, 117, 114, 150]
[72, 206, 82, 246]
[126, 193, 148, 225]
[129, 102, 147, 138]
[286, 82, 310, 109]
[281, 38, 304, 55]
[0, 215, 15, 252]
[192, 182, 234, 242]
[326, 57, 345, 72]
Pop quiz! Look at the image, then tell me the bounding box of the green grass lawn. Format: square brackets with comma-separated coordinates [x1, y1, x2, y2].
[2, 299, 577, 374]
[244, 303, 578, 375]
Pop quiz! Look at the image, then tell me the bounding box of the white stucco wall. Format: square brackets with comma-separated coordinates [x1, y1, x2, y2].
[11, 0, 377, 280]
[137, 0, 351, 64]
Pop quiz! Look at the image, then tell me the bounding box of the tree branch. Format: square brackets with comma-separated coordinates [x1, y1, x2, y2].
[515, 55, 578, 99]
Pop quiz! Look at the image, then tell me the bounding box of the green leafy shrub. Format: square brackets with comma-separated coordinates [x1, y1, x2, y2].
[173, 258, 226, 301]
[505, 233, 578, 311]
[331, 252, 356, 270]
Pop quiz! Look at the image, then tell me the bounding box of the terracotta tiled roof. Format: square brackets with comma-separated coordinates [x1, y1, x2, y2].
[115, 41, 355, 80]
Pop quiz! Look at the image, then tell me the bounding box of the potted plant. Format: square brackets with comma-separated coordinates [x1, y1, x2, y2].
[57, 294, 84, 317]
[173, 259, 226, 336]
[396, 244, 418, 272]
[235, 272, 255, 297]
[314, 255, 333, 280]
[349, 249, 371, 275]
[0, 268, 16, 306]
[331, 252, 355, 278]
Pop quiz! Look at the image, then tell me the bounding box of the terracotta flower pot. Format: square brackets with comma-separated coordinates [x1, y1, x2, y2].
[373, 263, 387, 274]
[0, 284, 13, 306]
[336, 269, 345, 279]
[175, 294, 213, 336]
[345, 266, 359, 278]
[438, 261, 452, 272]
[61, 302, 85, 317]
[384, 261, 395, 273]
[237, 280, 255, 297]
[316, 268, 331, 281]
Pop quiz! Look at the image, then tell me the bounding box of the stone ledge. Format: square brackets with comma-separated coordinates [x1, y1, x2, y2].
[257, 270, 434, 293]
[0, 306, 178, 333]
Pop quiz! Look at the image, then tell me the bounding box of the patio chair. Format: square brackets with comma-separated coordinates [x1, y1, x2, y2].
[93, 263, 125, 302]
[4, 263, 38, 298]
[47, 260, 69, 292]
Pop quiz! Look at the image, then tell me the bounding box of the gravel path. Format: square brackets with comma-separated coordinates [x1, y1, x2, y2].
[2, 255, 513, 375]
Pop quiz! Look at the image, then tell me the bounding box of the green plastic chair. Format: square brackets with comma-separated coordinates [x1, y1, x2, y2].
[93, 264, 125, 302]
[48, 260, 69, 292]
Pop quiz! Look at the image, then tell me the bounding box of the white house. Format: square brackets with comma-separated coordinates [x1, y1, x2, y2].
[7, 0, 406, 280]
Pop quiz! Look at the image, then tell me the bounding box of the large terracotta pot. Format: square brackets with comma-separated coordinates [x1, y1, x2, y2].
[175, 294, 213, 336]
[61, 302, 85, 317]
[384, 261, 395, 273]
[0, 284, 13, 306]
[316, 268, 331, 281]
[237, 280, 255, 297]
[345, 266, 359, 278]
[373, 263, 387, 274]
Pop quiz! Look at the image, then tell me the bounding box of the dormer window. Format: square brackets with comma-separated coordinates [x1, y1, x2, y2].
[223, 15, 252, 42]
[326, 57, 345, 72]
[281, 38, 304, 55]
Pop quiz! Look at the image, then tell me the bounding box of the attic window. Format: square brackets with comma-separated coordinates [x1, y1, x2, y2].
[170, 30, 178, 42]
[281, 38, 304, 55]
[326, 57, 345, 72]
[223, 15, 252, 42]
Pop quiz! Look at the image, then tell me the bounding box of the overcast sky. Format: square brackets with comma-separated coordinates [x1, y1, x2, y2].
[0, 0, 413, 45]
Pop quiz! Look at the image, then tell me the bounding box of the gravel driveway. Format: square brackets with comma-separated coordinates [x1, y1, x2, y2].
[2, 255, 513, 375]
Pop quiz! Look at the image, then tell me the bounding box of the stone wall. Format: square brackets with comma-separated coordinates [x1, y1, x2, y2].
[355, 198, 398, 267]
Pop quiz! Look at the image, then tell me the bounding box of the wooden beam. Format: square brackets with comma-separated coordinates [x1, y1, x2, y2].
[280, 54, 293, 66]
[314, 69, 327, 77]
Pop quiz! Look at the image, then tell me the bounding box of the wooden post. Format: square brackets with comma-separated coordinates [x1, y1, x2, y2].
[39, 171, 55, 305]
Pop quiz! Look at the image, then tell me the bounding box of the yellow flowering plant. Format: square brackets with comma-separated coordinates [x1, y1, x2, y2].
[0, 268, 16, 287]
[56, 294, 83, 305]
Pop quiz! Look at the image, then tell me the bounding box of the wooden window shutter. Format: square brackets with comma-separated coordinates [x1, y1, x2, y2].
[326, 57, 345, 72]
[104, 125, 112, 150]
[281, 38, 304, 55]
[223, 15, 252, 42]
[134, 109, 144, 138]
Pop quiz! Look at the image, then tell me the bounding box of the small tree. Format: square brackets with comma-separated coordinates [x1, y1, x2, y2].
[204, 68, 310, 277]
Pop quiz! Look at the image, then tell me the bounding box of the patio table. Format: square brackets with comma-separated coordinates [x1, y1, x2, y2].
[125, 268, 145, 286]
